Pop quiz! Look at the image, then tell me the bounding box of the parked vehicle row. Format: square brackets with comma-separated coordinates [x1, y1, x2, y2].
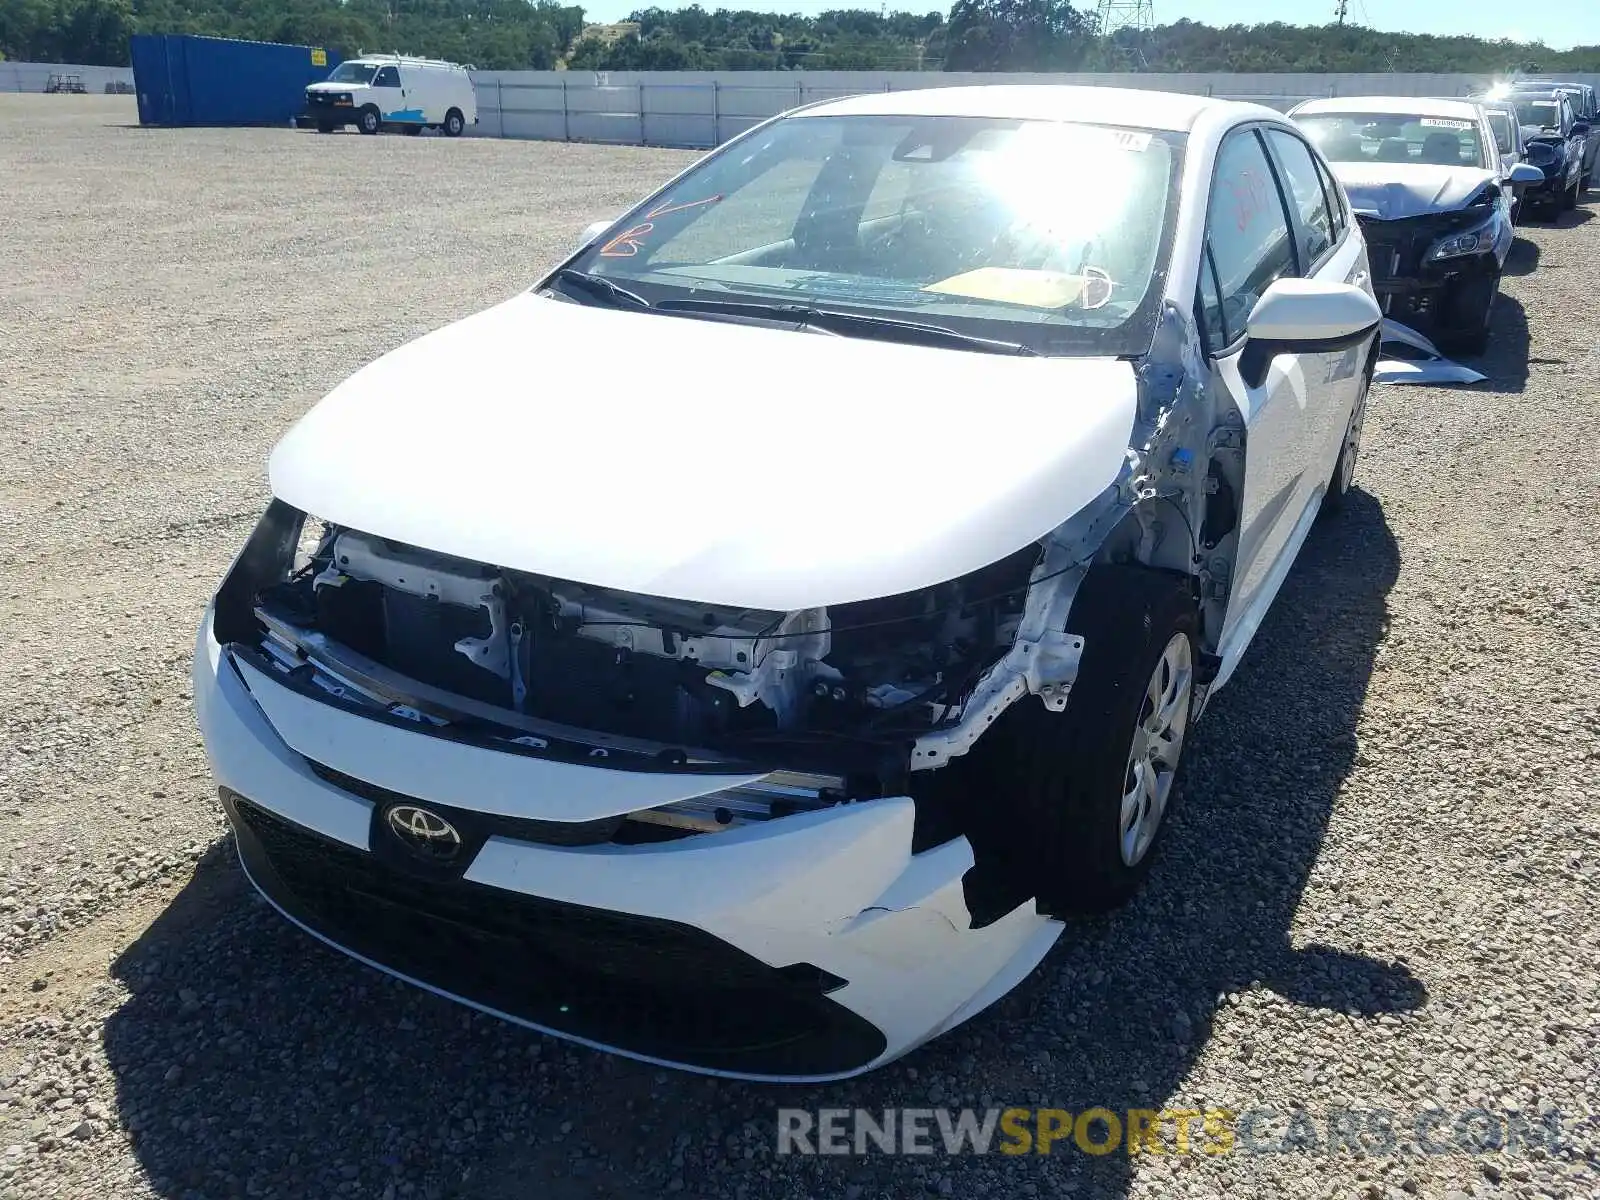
[194, 79, 1583, 1082]
[1290, 82, 1594, 354]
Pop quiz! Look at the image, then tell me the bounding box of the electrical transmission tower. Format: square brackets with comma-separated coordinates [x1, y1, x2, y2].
[1095, 0, 1155, 38]
[1334, 0, 1349, 25]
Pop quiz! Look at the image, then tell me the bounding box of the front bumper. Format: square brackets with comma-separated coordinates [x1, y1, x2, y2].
[1357, 215, 1503, 326]
[1524, 161, 1574, 199]
[192, 609, 1059, 1080]
[303, 106, 358, 127]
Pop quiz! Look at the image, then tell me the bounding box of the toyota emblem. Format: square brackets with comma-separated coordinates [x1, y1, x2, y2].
[385, 804, 462, 861]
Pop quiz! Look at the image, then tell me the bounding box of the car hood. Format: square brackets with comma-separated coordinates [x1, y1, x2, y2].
[306, 81, 362, 94]
[268, 292, 1139, 610]
[1331, 162, 1497, 219]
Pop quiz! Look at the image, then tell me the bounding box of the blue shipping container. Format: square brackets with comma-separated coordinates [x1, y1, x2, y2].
[131, 34, 343, 127]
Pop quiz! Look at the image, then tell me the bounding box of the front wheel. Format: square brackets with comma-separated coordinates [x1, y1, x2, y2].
[357, 107, 381, 136]
[985, 567, 1199, 916]
[443, 108, 465, 137]
[1437, 272, 1497, 357]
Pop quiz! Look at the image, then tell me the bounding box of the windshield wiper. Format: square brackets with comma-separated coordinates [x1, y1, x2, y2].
[654, 298, 1040, 356]
[549, 268, 650, 309]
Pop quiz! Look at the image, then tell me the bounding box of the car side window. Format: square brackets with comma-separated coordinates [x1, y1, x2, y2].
[1265, 129, 1335, 268]
[1313, 155, 1346, 240]
[374, 66, 400, 88]
[1196, 243, 1228, 350]
[1204, 129, 1298, 347]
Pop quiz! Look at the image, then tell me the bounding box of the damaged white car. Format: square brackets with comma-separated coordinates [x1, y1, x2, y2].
[1290, 95, 1542, 355]
[193, 85, 1382, 1080]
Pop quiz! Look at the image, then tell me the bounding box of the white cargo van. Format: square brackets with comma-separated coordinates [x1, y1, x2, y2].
[304, 55, 476, 137]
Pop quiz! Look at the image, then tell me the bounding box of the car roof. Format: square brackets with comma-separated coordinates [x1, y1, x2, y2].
[1292, 95, 1484, 121]
[792, 85, 1275, 133]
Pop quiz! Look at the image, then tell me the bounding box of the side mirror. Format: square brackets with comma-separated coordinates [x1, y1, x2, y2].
[1239, 278, 1381, 388]
[580, 219, 613, 246]
[1572, 121, 1591, 137]
[1509, 162, 1544, 185]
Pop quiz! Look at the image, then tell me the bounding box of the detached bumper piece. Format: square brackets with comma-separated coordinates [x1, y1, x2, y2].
[221, 787, 886, 1077]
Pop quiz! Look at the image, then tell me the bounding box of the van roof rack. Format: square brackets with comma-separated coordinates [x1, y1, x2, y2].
[350, 52, 467, 70]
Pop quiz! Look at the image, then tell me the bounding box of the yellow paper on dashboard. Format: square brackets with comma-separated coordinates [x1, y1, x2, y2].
[922, 268, 1089, 309]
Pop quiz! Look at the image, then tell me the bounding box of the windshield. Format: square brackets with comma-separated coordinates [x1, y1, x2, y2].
[1296, 113, 1487, 168]
[326, 62, 377, 85]
[568, 114, 1184, 357]
[1514, 100, 1561, 130]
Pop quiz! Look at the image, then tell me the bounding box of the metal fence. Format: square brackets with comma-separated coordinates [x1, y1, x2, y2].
[8, 61, 1599, 145]
[1, 61, 135, 93]
[469, 69, 1600, 148]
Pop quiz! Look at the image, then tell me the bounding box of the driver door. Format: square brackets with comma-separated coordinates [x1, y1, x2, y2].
[1197, 127, 1327, 668]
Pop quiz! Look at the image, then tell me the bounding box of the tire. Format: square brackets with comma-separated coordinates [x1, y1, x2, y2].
[1322, 359, 1372, 517]
[357, 107, 381, 136]
[980, 566, 1199, 916]
[1562, 176, 1579, 211]
[443, 108, 465, 138]
[1437, 271, 1497, 358]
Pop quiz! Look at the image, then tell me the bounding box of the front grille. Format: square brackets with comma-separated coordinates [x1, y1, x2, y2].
[223, 791, 885, 1075]
[305, 757, 622, 847]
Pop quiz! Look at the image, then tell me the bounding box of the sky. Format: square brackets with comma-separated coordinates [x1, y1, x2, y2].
[577, 0, 1592, 52]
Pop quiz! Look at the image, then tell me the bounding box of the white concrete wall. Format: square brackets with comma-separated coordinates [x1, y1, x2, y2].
[1, 62, 135, 93]
[467, 69, 1600, 147]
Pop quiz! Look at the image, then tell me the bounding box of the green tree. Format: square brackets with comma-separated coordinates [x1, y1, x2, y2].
[945, 0, 1095, 71]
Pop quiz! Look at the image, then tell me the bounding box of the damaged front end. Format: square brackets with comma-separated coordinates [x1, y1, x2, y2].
[214, 302, 1241, 863]
[197, 298, 1250, 1079]
[216, 501, 1069, 841]
[1352, 185, 1507, 342]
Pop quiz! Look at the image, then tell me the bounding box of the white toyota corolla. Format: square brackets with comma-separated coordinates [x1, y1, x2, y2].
[194, 85, 1381, 1080]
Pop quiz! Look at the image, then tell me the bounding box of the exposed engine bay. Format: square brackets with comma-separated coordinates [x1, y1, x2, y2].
[247, 520, 1044, 781]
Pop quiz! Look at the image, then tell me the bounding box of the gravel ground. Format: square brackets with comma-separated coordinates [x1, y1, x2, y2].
[2, 94, 1599, 1200]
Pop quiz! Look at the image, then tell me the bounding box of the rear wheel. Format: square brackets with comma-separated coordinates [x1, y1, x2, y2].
[443, 108, 465, 137]
[357, 106, 381, 136]
[981, 566, 1198, 916]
